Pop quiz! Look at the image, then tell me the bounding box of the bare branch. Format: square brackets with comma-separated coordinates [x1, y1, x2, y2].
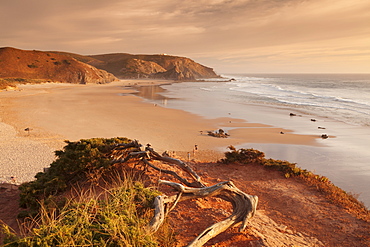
[149, 180, 258, 247]
[109, 140, 258, 246]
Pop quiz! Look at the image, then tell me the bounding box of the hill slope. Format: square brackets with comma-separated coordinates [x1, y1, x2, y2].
[57, 52, 219, 80]
[1, 140, 368, 246]
[1, 47, 219, 89]
[0, 47, 118, 87]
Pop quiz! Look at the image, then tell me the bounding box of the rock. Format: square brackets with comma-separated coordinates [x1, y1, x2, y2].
[153, 64, 195, 80]
[118, 58, 166, 78]
[4, 85, 18, 91]
[84, 53, 219, 80]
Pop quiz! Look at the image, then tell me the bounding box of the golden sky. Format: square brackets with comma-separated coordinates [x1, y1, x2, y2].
[1, 0, 370, 73]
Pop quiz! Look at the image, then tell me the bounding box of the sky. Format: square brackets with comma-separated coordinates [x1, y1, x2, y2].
[1, 0, 370, 74]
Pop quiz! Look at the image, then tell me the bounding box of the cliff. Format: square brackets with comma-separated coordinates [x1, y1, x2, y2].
[0, 47, 118, 86]
[58, 52, 219, 80]
[0, 47, 219, 89]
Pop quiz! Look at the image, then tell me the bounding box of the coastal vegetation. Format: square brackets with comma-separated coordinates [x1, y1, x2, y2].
[1, 138, 258, 246]
[18, 137, 131, 214]
[1, 138, 368, 246]
[2, 179, 163, 246]
[2, 137, 176, 246]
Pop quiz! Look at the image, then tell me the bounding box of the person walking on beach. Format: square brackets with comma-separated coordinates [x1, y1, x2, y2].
[193, 144, 198, 158]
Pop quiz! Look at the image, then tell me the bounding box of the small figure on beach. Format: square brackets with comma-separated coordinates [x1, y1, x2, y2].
[318, 126, 326, 129]
[24, 127, 32, 135]
[280, 131, 285, 134]
[193, 144, 198, 157]
[311, 119, 317, 122]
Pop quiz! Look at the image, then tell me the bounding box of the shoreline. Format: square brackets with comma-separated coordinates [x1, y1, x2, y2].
[0, 80, 320, 185]
[131, 81, 370, 208]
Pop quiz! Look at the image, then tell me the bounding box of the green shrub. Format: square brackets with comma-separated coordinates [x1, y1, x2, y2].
[19, 137, 131, 212]
[222, 146, 325, 179]
[221, 145, 265, 164]
[6, 78, 26, 82]
[1, 137, 178, 246]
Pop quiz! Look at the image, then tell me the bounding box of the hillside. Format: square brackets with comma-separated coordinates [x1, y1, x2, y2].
[0, 47, 118, 89]
[0, 47, 219, 90]
[56, 52, 219, 80]
[1, 139, 369, 246]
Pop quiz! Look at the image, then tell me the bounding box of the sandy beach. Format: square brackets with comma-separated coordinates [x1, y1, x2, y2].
[0, 80, 320, 184]
[1, 80, 370, 247]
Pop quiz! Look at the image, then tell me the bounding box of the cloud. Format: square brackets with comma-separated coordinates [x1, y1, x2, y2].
[1, 0, 369, 72]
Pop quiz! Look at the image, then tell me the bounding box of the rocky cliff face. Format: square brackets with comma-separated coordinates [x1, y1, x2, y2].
[118, 58, 167, 78]
[0, 47, 219, 87]
[86, 53, 219, 80]
[0, 47, 118, 85]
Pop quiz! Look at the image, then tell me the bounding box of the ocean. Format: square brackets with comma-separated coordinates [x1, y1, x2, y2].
[134, 74, 370, 208]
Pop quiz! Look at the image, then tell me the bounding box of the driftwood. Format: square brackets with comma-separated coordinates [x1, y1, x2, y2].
[150, 180, 258, 247]
[110, 140, 258, 247]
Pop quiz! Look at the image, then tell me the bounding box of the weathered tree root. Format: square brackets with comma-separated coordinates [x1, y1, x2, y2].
[112, 141, 205, 187]
[149, 180, 258, 247]
[110, 140, 258, 247]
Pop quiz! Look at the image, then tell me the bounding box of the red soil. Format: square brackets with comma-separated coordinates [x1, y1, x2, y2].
[1, 157, 369, 246]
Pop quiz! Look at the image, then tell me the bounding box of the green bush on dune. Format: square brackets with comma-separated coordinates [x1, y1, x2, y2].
[222, 145, 366, 214]
[222, 145, 328, 179]
[19, 137, 131, 212]
[2, 137, 176, 246]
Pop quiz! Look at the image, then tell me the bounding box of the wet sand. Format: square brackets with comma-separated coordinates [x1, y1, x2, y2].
[138, 81, 370, 208]
[0, 80, 320, 184]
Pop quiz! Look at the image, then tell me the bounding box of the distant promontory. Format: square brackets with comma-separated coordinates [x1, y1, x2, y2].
[0, 47, 219, 89]
[0, 47, 118, 87]
[54, 51, 219, 80]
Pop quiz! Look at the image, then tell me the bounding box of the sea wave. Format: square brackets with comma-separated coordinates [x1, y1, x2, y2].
[221, 74, 370, 126]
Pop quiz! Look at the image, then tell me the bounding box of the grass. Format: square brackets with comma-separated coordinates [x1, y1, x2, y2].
[2, 174, 171, 246]
[1, 137, 177, 246]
